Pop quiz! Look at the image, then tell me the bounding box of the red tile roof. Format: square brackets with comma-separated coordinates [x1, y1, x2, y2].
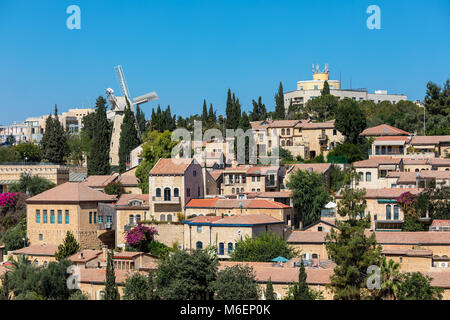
[117, 174, 139, 186]
[26, 182, 117, 204]
[185, 198, 291, 209]
[82, 173, 119, 187]
[68, 249, 102, 263]
[11, 244, 58, 256]
[115, 194, 150, 207]
[410, 135, 450, 145]
[335, 188, 422, 199]
[360, 124, 411, 136]
[286, 163, 332, 174]
[149, 158, 194, 175]
[353, 157, 401, 168]
[79, 268, 136, 284]
[295, 120, 335, 130]
[430, 220, 450, 228]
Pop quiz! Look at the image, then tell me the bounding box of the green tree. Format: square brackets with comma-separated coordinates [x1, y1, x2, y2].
[249, 97, 267, 121]
[135, 130, 179, 193]
[119, 104, 140, 173]
[321, 80, 330, 95]
[285, 260, 314, 300]
[104, 181, 125, 196]
[88, 96, 111, 175]
[397, 272, 443, 300]
[325, 187, 382, 300]
[265, 278, 275, 300]
[424, 80, 450, 117]
[41, 105, 69, 164]
[136, 104, 147, 134]
[327, 142, 367, 164]
[1, 218, 27, 251]
[375, 257, 402, 300]
[68, 290, 89, 300]
[334, 98, 367, 144]
[0, 146, 16, 163]
[66, 135, 84, 165]
[104, 249, 120, 300]
[38, 259, 73, 300]
[55, 231, 80, 261]
[155, 249, 218, 300]
[9, 173, 55, 196]
[287, 169, 331, 227]
[274, 82, 285, 120]
[211, 265, 260, 300]
[14, 143, 42, 162]
[123, 272, 151, 300]
[304, 94, 338, 122]
[231, 232, 297, 262]
[201, 99, 208, 125]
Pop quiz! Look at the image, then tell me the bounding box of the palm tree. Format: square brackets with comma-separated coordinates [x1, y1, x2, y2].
[379, 257, 401, 300]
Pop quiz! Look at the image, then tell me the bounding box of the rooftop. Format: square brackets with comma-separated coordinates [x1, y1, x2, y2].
[149, 158, 194, 175]
[185, 198, 291, 209]
[360, 124, 411, 137]
[11, 244, 58, 256]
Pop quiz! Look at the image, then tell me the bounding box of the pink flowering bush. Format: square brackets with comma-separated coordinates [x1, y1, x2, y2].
[125, 224, 158, 252]
[0, 193, 17, 209]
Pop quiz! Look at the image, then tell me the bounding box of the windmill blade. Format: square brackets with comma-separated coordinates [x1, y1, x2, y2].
[133, 91, 158, 105]
[114, 65, 131, 98]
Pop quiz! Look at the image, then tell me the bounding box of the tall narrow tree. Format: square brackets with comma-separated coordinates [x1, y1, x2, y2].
[88, 96, 111, 175]
[41, 105, 69, 164]
[225, 89, 234, 129]
[118, 103, 140, 173]
[104, 249, 120, 300]
[201, 99, 208, 125]
[274, 82, 286, 120]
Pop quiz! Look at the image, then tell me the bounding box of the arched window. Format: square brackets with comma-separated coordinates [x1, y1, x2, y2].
[366, 172, 371, 182]
[160, 214, 165, 221]
[167, 214, 172, 222]
[286, 140, 291, 146]
[196, 241, 203, 250]
[174, 188, 179, 198]
[394, 205, 399, 220]
[281, 140, 285, 147]
[156, 188, 161, 197]
[219, 243, 224, 255]
[281, 129, 285, 135]
[312, 253, 318, 259]
[228, 242, 233, 253]
[136, 214, 141, 222]
[164, 187, 171, 201]
[386, 205, 392, 220]
[129, 215, 135, 225]
[231, 188, 235, 193]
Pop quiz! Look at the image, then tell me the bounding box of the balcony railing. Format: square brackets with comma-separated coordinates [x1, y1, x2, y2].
[152, 196, 181, 204]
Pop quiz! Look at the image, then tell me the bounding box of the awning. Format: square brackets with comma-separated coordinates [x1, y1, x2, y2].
[373, 140, 405, 146]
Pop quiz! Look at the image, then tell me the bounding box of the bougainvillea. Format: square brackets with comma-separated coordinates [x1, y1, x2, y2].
[125, 224, 158, 252]
[0, 193, 17, 208]
[396, 192, 424, 231]
[396, 192, 417, 210]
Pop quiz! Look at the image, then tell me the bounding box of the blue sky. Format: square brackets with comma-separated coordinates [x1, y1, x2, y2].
[0, 0, 449, 124]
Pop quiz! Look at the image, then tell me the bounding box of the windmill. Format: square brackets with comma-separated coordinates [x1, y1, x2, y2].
[105, 65, 158, 141]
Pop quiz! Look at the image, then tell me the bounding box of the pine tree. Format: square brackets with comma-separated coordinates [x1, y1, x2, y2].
[274, 82, 285, 120]
[88, 96, 111, 175]
[118, 103, 140, 173]
[104, 249, 120, 300]
[41, 105, 69, 164]
[55, 231, 80, 261]
[265, 278, 275, 300]
[321, 80, 330, 96]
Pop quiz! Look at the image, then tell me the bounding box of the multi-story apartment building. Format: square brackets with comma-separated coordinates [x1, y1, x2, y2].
[148, 158, 205, 222]
[251, 119, 344, 160]
[220, 165, 283, 195]
[284, 68, 407, 110]
[25, 108, 94, 134]
[0, 121, 43, 144]
[26, 182, 116, 249]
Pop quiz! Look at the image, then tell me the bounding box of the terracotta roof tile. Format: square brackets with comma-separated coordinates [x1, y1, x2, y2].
[82, 173, 119, 187]
[115, 194, 150, 208]
[79, 268, 135, 284]
[431, 220, 450, 228]
[185, 198, 291, 209]
[287, 163, 332, 174]
[336, 188, 422, 199]
[117, 174, 139, 186]
[11, 244, 58, 256]
[353, 157, 401, 168]
[295, 120, 335, 129]
[361, 124, 411, 136]
[68, 249, 102, 263]
[26, 182, 117, 204]
[410, 135, 450, 145]
[150, 158, 194, 175]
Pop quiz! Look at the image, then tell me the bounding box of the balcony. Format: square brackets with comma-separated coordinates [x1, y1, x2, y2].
[318, 134, 328, 142]
[152, 196, 181, 204]
[124, 223, 135, 232]
[98, 222, 113, 230]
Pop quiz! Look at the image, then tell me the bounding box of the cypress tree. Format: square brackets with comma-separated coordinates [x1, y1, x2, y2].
[274, 82, 285, 120]
[41, 104, 69, 164]
[290, 260, 313, 300]
[136, 104, 147, 134]
[321, 80, 330, 96]
[202, 99, 208, 125]
[104, 249, 120, 300]
[250, 96, 267, 121]
[118, 103, 140, 173]
[265, 278, 275, 300]
[225, 89, 233, 129]
[233, 97, 242, 129]
[88, 96, 111, 175]
[150, 108, 157, 131]
[208, 104, 216, 124]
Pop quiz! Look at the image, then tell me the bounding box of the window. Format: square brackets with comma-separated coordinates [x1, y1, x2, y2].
[394, 205, 399, 220]
[366, 172, 371, 182]
[106, 216, 112, 223]
[174, 188, 179, 198]
[57, 210, 62, 224]
[164, 188, 171, 201]
[50, 210, 55, 224]
[167, 214, 172, 222]
[219, 243, 224, 255]
[386, 205, 392, 220]
[359, 172, 364, 181]
[89, 212, 92, 224]
[129, 215, 135, 224]
[388, 146, 392, 153]
[156, 188, 161, 197]
[98, 215, 104, 224]
[193, 170, 197, 177]
[136, 214, 141, 222]
[65, 210, 69, 224]
[197, 226, 202, 233]
[196, 241, 203, 250]
[43, 210, 48, 224]
[198, 186, 200, 196]
[39, 234, 43, 241]
[232, 188, 235, 193]
[252, 176, 255, 182]
[312, 254, 318, 259]
[36, 210, 40, 223]
[314, 85, 318, 90]
[94, 212, 97, 223]
[160, 214, 165, 221]
[257, 176, 260, 182]
[286, 129, 290, 135]
[228, 243, 233, 253]
[281, 129, 285, 135]
[318, 226, 323, 231]
[186, 188, 190, 197]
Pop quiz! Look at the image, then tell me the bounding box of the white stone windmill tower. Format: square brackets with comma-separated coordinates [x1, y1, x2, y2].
[106, 65, 158, 166]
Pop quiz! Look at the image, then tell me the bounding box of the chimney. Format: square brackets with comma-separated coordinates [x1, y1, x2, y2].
[78, 251, 83, 259]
